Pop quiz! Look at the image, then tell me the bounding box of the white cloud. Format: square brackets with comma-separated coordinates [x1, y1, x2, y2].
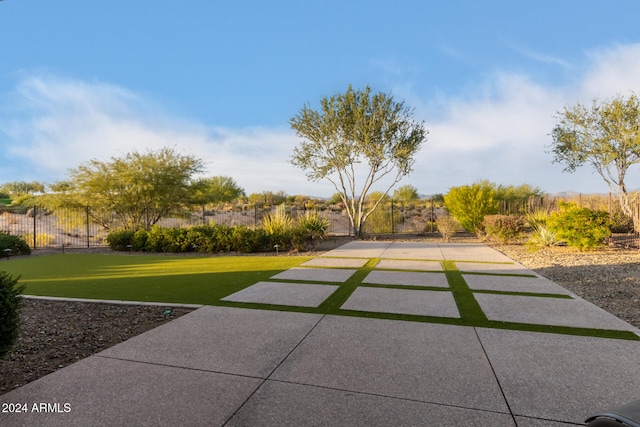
[580, 44, 640, 99]
[0, 75, 326, 195]
[3, 43, 640, 198]
[404, 44, 640, 195]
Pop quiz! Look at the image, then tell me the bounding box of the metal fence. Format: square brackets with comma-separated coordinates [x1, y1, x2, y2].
[1, 194, 638, 249]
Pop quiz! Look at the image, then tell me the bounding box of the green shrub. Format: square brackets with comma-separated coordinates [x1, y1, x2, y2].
[131, 229, 149, 251]
[106, 230, 135, 251]
[435, 215, 461, 242]
[0, 231, 31, 256]
[297, 211, 329, 240]
[609, 211, 634, 233]
[231, 226, 269, 253]
[0, 271, 25, 359]
[262, 205, 295, 235]
[547, 202, 611, 250]
[21, 233, 56, 248]
[483, 214, 527, 243]
[262, 205, 295, 249]
[145, 226, 189, 253]
[444, 182, 498, 233]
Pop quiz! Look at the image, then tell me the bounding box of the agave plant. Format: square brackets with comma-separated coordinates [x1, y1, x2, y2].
[297, 211, 330, 241]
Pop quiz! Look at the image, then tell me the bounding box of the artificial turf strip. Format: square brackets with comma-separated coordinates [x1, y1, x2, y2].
[2, 254, 310, 305]
[4, 253, 639, 341]
[443, 260, 487, 323]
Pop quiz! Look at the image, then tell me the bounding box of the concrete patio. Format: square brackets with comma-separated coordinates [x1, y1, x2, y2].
[1, 241, 638, 426]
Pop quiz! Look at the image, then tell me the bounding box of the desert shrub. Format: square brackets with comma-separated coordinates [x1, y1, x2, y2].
[131, 229, 149, 251]
[145, 226, 189, 253]
[262, 205, 295, 249]
[546, 202, 611, 251]
[363, 206, 401, 234]
[609, 211, 634, 233]
[297, 211, 329, 241]
[483, 215, 527, 243]
[231, 226, 269, 253]
[0, 231, 31, 256]
[262, 205, 295, 235]
[444, 182, 498, 233]
[21, 233, 55, 248]
[435, 215, 461, 242]
[0, 271, 25, 359]
[106, 230, 136, 251]
[526, 225, 562, 250]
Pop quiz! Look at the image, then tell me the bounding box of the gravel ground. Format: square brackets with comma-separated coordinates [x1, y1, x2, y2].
[1, 236, 638, 396]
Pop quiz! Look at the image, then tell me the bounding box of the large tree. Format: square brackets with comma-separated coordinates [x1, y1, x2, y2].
[48, 147, 204, 230]
[550, 94, 640, 231]
[191, 176, 245, 207]
[290, 85, 427, 238]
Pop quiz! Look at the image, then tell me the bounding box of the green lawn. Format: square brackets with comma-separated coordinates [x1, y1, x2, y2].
[1, 254, 310, 305]
[2, 252, 637, 341]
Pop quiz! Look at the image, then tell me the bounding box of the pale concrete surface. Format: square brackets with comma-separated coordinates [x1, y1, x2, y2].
[378, 241, 444, 260]
[300, 257, 369, 268]
[270, 266, 357, 283]
[341, 287, 460, 317]
[320, 240, 393, 258]
[363, 270, 449, 287]
[438, 242, 515, 262]
[463, 273, 574, 295]
[456, 261, 535, 275]
[476, 293, 640, 332]
[2, 241, 640, 427]
[221, 281, 339, 307]
[375, 258, 443, 271]
[478, 328, 640, 425]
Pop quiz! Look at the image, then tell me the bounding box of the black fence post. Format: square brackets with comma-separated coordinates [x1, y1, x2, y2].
[86, 206, 90, 248]
[391, 200, 395, 234]
[33, 206, 37, 249]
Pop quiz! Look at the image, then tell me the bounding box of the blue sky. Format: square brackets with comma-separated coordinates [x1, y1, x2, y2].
[2, 1, 640, 197]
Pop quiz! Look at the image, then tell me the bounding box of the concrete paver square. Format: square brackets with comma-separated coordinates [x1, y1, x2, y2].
[477, 328, 640, 424]
[363, 270, 449, 288]
[375, 259, 444, 271]
[439, 243, 515, 262]
[98, 306, 323, 378]
[320, 241, 393, 258]
[301, 257, 369, 268]
[227, 380, 515, 426]
[0, 356, 262, 427]
[341, 287, 460, 317]
[271, 316, 508, 412]
[221, 281, 339, 307]
[475, 293, 640, 332]
[463, 274, 573, 295]
[379, 242, 444, 260]
[456, 261, 535, 275]
[271, 267, 356, 283]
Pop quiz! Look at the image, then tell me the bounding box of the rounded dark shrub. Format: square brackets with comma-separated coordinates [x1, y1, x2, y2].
[131, 229, 149, 251]
[0, 271, 25, 359]
[0, 231, 31, 256]
[106, 230, 135, 251]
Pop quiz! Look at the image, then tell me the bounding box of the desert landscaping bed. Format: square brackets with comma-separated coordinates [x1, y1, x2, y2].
[1, 237, 638, 396]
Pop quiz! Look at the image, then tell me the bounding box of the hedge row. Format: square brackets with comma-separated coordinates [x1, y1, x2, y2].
[106, 223, 320, 254]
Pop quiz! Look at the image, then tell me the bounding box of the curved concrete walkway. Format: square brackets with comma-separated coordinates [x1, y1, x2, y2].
[1, 242, 639, 426]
